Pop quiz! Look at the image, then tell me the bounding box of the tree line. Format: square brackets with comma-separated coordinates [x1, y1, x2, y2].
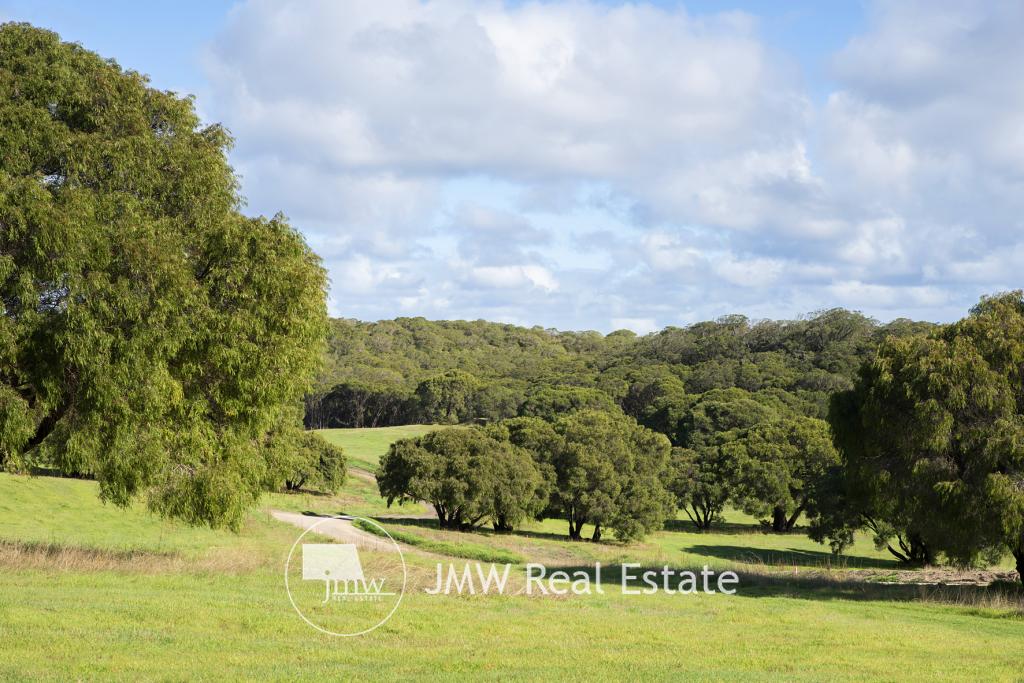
[372, 294, 1024, 585]
[374, 387, 839, 544]
[306, 309, 937, 429]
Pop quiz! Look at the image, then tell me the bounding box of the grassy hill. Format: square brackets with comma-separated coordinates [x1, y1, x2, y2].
[2, 427, 1023, 680]
[316, 425, 439, 471]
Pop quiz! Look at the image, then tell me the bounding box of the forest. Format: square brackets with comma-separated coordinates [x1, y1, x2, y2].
[306, 309, 935, 429]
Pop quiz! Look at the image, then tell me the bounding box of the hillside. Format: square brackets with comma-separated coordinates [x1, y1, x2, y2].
[307, 311, 937, 428]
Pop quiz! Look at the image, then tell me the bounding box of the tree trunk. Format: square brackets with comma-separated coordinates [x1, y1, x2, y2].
[785, 503, 805, 531]
[771, 507, 787, 533]
[683, 506, 701, 531]
[1012, 547, 1024, 588]
[464, 512, 487, 531]
[908, 533, 934, 565]
[591, 523, 602, 542]
[353, 397, 366, 429]
[568, 518, 583, 540]
[686, 504, 713, 531]
[885, 532, 933, 565]
[434, 504, 448, 529]
[304, 394, 325, 429]
[25, 398, 70, 451]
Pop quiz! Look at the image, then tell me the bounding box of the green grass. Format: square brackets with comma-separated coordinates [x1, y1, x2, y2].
[360, 514, 901, 578]
[2, 424, 1023, 681]
[316, 425, 440, 472]
[0, 473, 293, 563]
[354, 518, 524, 564]
[3, 566, 1023, 681]
[263, 425, 441, 518]
[261, 471, 426, 519]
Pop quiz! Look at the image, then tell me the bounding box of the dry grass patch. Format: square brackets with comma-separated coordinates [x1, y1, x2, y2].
[0, 539, 264, 574]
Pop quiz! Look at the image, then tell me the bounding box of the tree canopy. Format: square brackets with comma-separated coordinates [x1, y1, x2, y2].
[510, 409, 675, 542]
[306, 307, 933, 430]
[729, 416, 838, 532]
[0, 24, 329, 528]
[818, 292, 1024, 580]
[376, 428, 546, 531]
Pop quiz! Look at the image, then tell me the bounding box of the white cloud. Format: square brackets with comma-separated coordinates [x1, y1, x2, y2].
[713, 254, 784, 288]
[837, 217, 906, 269]
[827, 281, 949, 310]
[470, 265, 558, 292]
[207, 0, 807, 219]
[820, 93, 917, 194]
[611, 317, 659, 335]
[199, 0, 1024, 330]
[823, 0, 1024, 238]
[641, 232, 704, 273]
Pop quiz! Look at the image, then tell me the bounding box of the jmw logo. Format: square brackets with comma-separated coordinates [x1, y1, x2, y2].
[302, 544, 396, 603]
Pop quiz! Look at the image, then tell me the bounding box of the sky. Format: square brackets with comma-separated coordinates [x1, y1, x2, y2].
[2, 1, 1022, 333]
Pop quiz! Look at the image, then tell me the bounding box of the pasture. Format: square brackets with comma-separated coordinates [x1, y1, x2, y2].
[1, 426, 1022, 681]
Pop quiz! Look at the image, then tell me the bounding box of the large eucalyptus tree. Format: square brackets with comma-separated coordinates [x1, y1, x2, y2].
[0, 24, 329, 528]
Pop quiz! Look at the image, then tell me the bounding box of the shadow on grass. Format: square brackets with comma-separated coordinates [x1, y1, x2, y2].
[298, 510, 352, 518]
[301, 514, 1022, 610]
[683, 544, 898, 570]
[275, 487, 334, 497]
[662, 519, 810, 535]
[376, 517, 632, 545]
[527, 562, 1024, 611]
[26, 467, 94, 480]
[373, 516, 439, 529]
[736, 574, 1023, 613]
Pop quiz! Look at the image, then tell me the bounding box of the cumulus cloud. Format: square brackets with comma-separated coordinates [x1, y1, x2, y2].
[448, 203, 551, 266]
[209, 0, 803, 178]
[469, 264, 559, 292]
[823, 0, 1024, 242]
[202, 0, 1024, 330]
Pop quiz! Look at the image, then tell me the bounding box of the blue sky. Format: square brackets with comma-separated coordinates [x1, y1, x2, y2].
[3, 1, 1021, 332]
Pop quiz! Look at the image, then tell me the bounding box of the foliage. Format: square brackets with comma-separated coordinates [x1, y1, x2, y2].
[291, 431, 346, 493]
[0, 24, 327, 528]
[414, 370, 482, 425]
[307, 308, 934, 431]
[820, 292, 1024, 581]
[524, 409, 674, 542]
[376, 428, 545, 531]
[729, 417, 838, 532]
[517, 386, 618, 420]
[663, 389, 779, 530]
[310, 381, 411, 429]
[666, 446, 734, 531]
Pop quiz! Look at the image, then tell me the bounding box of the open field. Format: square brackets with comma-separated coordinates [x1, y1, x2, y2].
[2, 426, 1023, 681]
[263, 426, 437, 518]
[316, 425, 438, 472]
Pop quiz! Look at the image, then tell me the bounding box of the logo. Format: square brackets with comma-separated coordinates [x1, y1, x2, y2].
[284, 516, 406, 637]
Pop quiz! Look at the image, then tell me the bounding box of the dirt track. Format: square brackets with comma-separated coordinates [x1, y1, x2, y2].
[269, 511, 397, 552]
